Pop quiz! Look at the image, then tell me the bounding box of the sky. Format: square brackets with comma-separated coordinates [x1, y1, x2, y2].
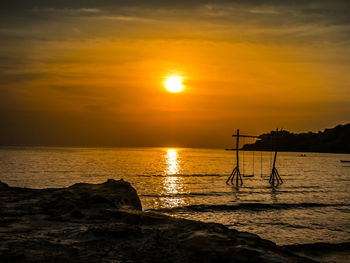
[0, 0, 349, 148]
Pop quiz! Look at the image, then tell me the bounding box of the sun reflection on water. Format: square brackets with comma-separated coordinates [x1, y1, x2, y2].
[161, 148, 186, 208]
[165, 148, 179, 175]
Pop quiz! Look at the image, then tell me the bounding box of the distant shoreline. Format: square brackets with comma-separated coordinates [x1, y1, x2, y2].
[225, 148, 350, 154]
[240, 123, 350, 154]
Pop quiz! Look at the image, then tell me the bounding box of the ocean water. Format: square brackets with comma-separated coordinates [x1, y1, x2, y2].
[1, 147, 349, 250]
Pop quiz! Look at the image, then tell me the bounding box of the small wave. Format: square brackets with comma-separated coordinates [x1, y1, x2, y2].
[148, 203, 350, 213]
[266, 222, 315, 230]
[273, 190, 327, 194]
[284, 186, 322, 189]
[81, 173, 110, 178]
[336, 208, 350, 213]
[30, 170, 75, 174]
[136, 174, 223, 178]
[140, 191, 227, 198]
[43, 170, 75, 173]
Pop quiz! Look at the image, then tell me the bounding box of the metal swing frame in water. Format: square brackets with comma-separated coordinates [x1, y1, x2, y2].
[226, 129, 283, 187]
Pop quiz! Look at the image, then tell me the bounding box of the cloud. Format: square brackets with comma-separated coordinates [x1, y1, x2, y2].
[98, 15, 156, 23]
[249, 8, 280, 15]
[1, 1, 349, 42]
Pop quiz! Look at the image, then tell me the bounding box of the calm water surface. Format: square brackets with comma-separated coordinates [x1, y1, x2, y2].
[0, 147, 349, 248]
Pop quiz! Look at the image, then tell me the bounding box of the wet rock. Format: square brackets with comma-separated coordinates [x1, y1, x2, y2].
[68, 178, 142, 210]
[0, 181, 8, 189]
[0, 179, 316, 263]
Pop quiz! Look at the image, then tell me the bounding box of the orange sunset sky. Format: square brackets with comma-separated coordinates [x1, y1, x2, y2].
[0, 1, 349, 147]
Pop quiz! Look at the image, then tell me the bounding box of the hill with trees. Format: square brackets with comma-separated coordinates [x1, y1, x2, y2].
[242, 124, 350, 153]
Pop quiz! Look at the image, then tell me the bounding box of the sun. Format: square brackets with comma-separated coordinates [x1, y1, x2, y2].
[164, 76, 184, 93]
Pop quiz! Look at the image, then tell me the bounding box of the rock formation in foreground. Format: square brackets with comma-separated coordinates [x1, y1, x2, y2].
[0, 179, 316, 263]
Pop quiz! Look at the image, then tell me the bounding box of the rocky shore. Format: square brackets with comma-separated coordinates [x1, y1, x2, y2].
[0, 179, 316, 262]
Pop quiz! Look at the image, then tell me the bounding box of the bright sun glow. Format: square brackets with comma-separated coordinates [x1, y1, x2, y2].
[164, 76, 184, 93]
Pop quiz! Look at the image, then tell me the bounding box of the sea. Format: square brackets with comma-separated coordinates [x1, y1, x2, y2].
[1, 147, 349, 262]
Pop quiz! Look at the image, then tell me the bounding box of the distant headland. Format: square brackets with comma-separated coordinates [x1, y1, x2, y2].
[242, 124, 350, 154]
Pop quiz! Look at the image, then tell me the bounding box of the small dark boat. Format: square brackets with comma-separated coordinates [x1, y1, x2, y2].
[340, 160, 350, 163]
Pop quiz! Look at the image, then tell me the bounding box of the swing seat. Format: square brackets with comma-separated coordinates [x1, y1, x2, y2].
[242, 174, 254, 177]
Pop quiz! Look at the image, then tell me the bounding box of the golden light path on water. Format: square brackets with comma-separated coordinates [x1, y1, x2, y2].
[162, 148, 185, 207]
[165, 149, 179, 175]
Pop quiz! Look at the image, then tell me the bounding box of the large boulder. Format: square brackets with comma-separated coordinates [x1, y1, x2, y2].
[68, 178, 142, 210]
[40, 179, 142, 218]
[0, 179, 141, 221]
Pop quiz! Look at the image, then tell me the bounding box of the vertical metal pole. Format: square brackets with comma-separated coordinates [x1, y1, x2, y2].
[236, 129, 239, 169]
[236, 129, 239, 186]
[272, 151, 277, 170]
[270, 128, 280, 187]
[272, 150, 277, 186]
[272, 128, 278, 172]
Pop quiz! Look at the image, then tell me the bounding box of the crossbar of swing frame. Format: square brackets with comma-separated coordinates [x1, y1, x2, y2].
[232, 134, 260, 138]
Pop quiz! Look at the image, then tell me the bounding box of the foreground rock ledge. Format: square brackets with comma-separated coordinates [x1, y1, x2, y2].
[0, 179, 316, 263]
